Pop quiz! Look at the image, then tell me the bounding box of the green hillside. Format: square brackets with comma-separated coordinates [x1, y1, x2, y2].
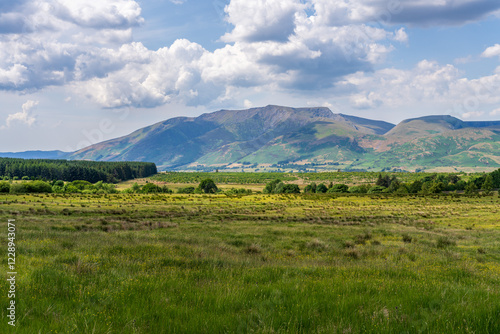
[69, 105, 500, 172]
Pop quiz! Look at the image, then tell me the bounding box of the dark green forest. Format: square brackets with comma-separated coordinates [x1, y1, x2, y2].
[0, 158, 157, 183]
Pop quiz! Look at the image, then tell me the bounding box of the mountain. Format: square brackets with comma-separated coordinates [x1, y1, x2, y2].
[70, 105, 394, 170]
[67, 105, 500, 172]
[0, 150, 69, 160]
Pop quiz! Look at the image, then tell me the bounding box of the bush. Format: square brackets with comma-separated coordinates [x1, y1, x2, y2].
[368, 185, 386, 194]
[64, 185, 81, 193]
[69, 180, 93, 191]
[402, 234, 412, 243]
[142, 183, 162, 193]
[197, 179, 218, 194]
[177, 186, 195, 194]
[264, 179, 281, 194]
[0, 181, 10, 193]
[304, 182, 317, 193]
[436, 236, 456, 248]
[25, 180, 53, 193]
[53, 180, 64, 187]
[224, 188, 252, 195]
[328, 184, 349, 193]
[52, 185, 64, 193]
[349, 185, 368, 194]
[316, 183, 328, 193]
[276, 184, 300, 194]
[10, 183, 27, 193]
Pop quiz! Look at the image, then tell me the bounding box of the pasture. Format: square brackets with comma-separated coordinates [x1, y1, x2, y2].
[1, 190, 499, 333]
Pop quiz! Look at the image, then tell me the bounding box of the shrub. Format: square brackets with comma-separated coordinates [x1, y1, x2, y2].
[349, 185, 368, 194]
[25, 180, 53, 193]
[328, 184, 349, 193]
[316, 183, 328, 193]
[197, 179, 218, 194]
[436, 236, 456, 248]
[402, 234, 412, 243]
[0, 181, 10, 193]
[53, 180, 64, 187]
[264, 179, 281, 194]
[142, 183, 162, 193]
[10, 183, 27, 193]
[304, 183, 317, 193]
[368, 185, 386, 194]
[245, 244, 261, 254]
[224, 188, 252, 195]
[177, 186, 195, 194]
[275, 183, 300, 194]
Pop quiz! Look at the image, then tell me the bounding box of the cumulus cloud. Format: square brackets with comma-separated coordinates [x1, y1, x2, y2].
[4, 100, 38, 128]
[337, 59, 500, 118]
[222, 0, 304, 43]
[1, 0, 500, 111]
[482, 44, 500, 58]
[310, 0, 500, 27]
[462, 111, 484, 119]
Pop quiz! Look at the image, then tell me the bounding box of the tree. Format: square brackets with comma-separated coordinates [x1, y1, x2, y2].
[328, 184, 349, 193]
[142, 183, 162, 193]
[276, 184, 300, 194]
[198, 179, 218, 194]
[349, 185, 368, 194]
[464, 182, 477, 195]
[316, 183, 328, 193]
[0, 181, 10, 193]
[264, 179, 281, 194]
[368, 185, 386, 194]
[376, 174, 391, 188]
[131, 182, 141, 193]
[304, 182, 317, 193]
[483, 174, 494, 196]
[25, 180, 52, 193]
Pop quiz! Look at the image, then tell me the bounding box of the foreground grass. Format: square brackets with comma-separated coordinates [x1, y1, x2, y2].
[1, 193, 499, 333]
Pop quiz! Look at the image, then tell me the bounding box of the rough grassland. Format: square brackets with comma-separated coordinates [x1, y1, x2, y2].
[1, 193, 499, 333]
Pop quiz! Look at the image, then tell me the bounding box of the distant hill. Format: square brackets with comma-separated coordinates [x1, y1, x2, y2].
[48, 105, 500, 172]
[69, 105, 395, 170]
[0, 150, 69, 160]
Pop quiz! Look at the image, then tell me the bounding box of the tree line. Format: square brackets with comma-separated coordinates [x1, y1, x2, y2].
[0, 158, 157, 183]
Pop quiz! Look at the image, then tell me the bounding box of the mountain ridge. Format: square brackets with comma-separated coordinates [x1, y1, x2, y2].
[5, 105, 500, 172]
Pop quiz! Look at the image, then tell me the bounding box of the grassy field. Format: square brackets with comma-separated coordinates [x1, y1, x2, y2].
[145, 171, 481, 189]
[1, 191, 500, 333]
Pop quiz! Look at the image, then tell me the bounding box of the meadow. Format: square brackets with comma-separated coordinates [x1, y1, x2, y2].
[1, 189, 499, 333]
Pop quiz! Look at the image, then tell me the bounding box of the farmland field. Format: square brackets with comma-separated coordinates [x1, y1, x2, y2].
[1, 190, 500, 333]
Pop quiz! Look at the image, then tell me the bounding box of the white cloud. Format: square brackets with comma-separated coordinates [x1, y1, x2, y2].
[1, 0, 500, 112]
[222, 0, 305, 43]
[310, 0, 500, 27]
[482, 44, 500, 58]
[243, 99, 253, 108]
[53, 0, 144, 30]
[338, 59, 500, 117]
[490, 108, 500, 116]
[462, 111, 484, 119]
[392, 28, 408, 43]
[4, 100, 38, 128]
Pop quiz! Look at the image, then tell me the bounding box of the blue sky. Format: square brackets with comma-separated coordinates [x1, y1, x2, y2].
[1, 0, 500, 151]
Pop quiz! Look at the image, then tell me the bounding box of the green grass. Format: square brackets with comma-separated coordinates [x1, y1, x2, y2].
[1, 192, 500, 333]
[150, 171, 298, 184]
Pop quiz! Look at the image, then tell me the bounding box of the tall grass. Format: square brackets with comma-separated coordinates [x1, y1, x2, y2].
[0, 193, 499, 333]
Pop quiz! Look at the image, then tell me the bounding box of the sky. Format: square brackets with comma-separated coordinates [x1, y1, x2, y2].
[1, 0, 500, 152]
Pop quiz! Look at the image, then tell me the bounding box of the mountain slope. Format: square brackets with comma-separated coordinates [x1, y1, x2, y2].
[0, 150, 69, 159]
[68, 106, 500, 172]
[70, 105, 395, 169]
